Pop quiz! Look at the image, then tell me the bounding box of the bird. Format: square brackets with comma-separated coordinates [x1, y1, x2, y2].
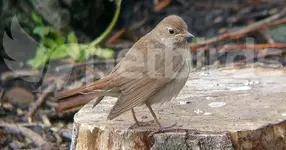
[55, 15, 193, 128]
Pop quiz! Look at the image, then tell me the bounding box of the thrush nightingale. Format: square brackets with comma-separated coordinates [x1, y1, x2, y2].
[56, 15, 193, 128]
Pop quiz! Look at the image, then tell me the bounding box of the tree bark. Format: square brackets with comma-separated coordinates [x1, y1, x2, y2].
[72, 66, 286, 150]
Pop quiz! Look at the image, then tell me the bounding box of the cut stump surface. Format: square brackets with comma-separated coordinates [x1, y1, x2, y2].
[72, 66, 286, 150]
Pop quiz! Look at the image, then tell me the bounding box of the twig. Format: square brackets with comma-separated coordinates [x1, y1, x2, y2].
[218, 43, 286, 52]
[0, 88, 3, 106]
[155, 0, 172, 11]
[51, 129, 62, 144]
[130, 17, 148, 30]
[106, 28, 126, 44]
[190, 8, 286, 50]
[235, 49, 285, 64]
[60, 129, 72, 140]
[248, 0, 286, 4]
[0, 123, 50, 128]
[1, 70, 39, 81]
[194, 43, 286, 52]
[40, 114, 52, 126]
[194, 2, 241, 10]
[3, 124, 52, 149]
[228, 6, 277, 24]
[26, 83, 56, 121]
[253, 31, 275, 44]
[55, 59, 117, 72]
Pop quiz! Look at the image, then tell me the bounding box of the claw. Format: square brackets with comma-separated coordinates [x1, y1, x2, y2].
[148, 122, 177, 138]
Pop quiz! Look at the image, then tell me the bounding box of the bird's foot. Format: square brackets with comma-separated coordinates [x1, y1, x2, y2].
[148, 122, 177, 138]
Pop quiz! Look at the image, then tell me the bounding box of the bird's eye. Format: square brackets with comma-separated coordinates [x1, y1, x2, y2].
[168, 28, 174, 34]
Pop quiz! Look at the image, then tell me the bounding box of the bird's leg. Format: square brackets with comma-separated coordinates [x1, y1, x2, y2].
[145, 103, 177, 138]
[131, 108, 140, 126]
[146, 103, 162, 128]
[92, 96, 104, 108]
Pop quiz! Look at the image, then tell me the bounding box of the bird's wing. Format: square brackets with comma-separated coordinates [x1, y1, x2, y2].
[107, 40, 185, 119]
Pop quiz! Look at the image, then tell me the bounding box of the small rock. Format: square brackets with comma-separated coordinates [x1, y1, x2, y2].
[16, 108, 24, 116]
[3, 87, 35, 107]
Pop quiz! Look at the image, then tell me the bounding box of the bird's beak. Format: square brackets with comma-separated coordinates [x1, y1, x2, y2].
[182, 31, 194, 38]
[176, 31, 194, 38]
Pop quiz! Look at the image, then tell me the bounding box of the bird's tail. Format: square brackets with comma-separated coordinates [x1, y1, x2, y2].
[55, 77, 111, 100]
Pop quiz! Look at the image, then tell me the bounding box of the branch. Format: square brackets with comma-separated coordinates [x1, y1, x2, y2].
[155, 0, 172, 11]
[3, 124, 52, 149]
[235, 49, 285, 65]
[26, 83, 56, 121]
[190, 8, 286, 50]
[219, 43, 286, 52]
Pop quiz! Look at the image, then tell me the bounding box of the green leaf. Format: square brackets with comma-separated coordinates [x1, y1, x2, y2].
[28, 46, 47, 69]
[33, 26, 50, 38]
[66, 43, 80, 60]
[31, 11, 44, 26]
[48, 29, 60, 39]
[50, 45, 68, 59]
[67, 32, 78, 43]
[88, 46, 114, 59]
[96, 48, 114, 59]
[55, 36, 65, 46]
[42, 38, 58, 49]
[74, 44, 89, 61]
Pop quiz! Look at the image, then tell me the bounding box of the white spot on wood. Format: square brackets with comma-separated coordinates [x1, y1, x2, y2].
[200, 72, 210, 76]
[177, 94, 192, 100]
[213, 83, 219, 87]
[179, 100, 191, 105]
[244, 80, 260, 86]
[87, 125, 95, 133]
[229, 86, 251, 91]
[204, 112, 212, 115]
[206, 97, 216, 100]
[208, 102, 226, 108]
[194, 109, 203, 114]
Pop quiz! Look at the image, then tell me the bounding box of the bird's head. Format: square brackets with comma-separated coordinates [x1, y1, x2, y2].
[153, 15, 194, 45]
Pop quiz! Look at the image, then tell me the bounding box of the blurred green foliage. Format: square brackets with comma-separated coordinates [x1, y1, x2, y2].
[28, 12, 114, 69]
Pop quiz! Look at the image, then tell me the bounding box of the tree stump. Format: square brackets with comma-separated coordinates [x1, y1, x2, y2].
[71, 66, 286, 150]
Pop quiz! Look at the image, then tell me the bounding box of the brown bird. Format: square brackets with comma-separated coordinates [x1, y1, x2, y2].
[55, 15, 193, 128]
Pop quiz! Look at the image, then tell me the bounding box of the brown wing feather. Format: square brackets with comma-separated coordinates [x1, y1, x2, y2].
[108, 80, 157, 119]
[107, 48, 184, 119]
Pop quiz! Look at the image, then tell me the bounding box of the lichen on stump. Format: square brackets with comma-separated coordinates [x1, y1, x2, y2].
[71, 66, 286, 150]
